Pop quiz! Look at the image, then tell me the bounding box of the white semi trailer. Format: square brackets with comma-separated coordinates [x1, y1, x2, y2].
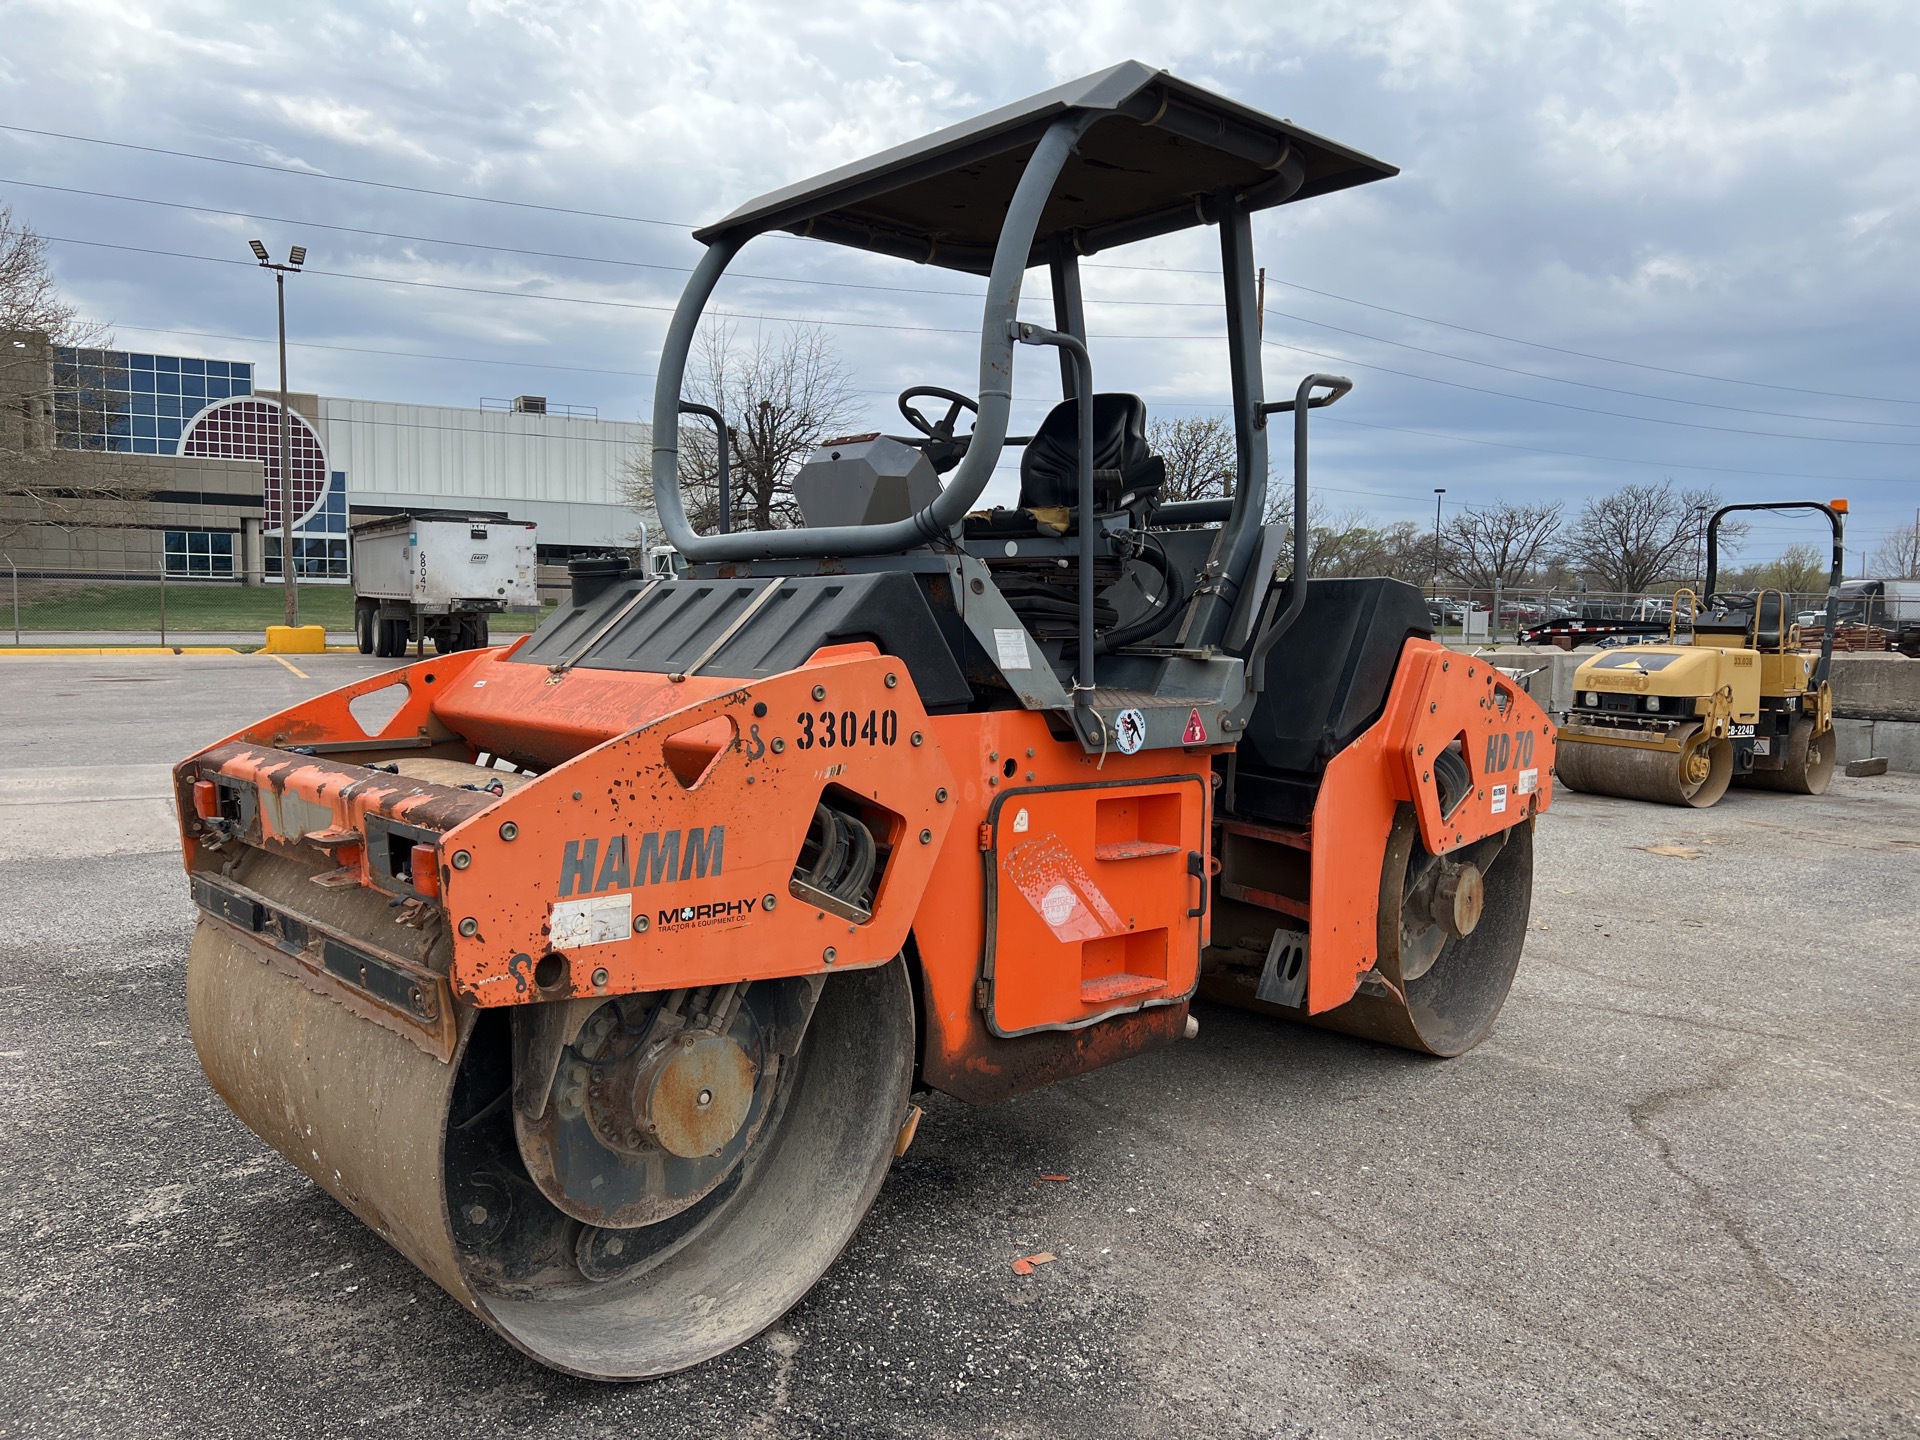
[351, 514, 539, 656]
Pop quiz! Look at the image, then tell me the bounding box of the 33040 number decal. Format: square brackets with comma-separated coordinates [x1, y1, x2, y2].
[795, 708, 899, 750]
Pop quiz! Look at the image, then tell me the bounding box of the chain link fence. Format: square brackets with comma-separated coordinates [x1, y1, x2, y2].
[1420, 583, 1833, 644]
[0, 560, 555, 645]
[0, 558, 1840, 651]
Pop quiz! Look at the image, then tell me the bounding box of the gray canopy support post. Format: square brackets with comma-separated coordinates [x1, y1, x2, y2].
[1180, 193, 1271, 652]
[1011, 321, 1100, 747]
[1047, 235, 1088, 401]
[650, 116, 1094, 564]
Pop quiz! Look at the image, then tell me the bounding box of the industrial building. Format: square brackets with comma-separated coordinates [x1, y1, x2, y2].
[0, 329, 648, 581]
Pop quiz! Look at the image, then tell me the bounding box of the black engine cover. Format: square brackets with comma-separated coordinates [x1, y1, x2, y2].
[1232, 577, 1430, 825]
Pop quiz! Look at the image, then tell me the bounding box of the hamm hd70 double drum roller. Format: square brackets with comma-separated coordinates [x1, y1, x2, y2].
[176, 64, 1555, 1379]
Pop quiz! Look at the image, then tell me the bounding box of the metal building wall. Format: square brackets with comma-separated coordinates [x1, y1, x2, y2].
[317, 399, 650, 549]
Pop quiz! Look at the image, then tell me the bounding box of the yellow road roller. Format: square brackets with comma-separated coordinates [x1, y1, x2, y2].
[1556, 501, 1842, 807]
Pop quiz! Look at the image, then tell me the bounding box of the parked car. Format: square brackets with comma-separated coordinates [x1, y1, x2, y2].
[1795, 609, 1826, 628]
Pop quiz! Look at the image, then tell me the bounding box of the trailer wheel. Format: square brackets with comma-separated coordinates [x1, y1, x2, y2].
[374, 616, 409, 658]
[353, 602, 376, 655]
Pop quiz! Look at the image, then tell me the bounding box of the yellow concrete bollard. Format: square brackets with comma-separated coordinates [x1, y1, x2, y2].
[263, 624, 327, 654]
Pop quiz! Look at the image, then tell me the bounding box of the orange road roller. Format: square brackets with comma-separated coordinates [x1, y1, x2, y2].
[176, 62, 1555, 1379]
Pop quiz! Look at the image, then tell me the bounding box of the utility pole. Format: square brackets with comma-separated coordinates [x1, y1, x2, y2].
[251, 240, 306, 626]
[1431, 487, 1446, 598]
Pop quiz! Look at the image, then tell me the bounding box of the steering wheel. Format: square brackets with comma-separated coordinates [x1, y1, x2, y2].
[899, 386, 978, 440]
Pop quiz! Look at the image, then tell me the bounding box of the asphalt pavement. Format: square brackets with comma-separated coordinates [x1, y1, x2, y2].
[1, 652, 1915, 1439]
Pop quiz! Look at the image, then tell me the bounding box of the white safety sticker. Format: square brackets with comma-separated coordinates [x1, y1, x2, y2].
[1491, 784, 1509, 815]
[1752, 737, 1771, 756]
[1114, 707, 1148, 754]
[1516, 767, 1538, 795]
[549, 892, 633, 950]
[1012, 807, 1030, 833]
[993, 628, 1031, 671]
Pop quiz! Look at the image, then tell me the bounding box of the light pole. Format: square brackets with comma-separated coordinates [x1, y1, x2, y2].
[1431, 487, 1446, 598]
[251, 240, 306, 626]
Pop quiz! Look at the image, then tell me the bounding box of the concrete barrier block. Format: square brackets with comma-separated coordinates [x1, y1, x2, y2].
[263, 625, 327, 654]
[1830, 652, 1920, 722]
[1832, 716, 1920, 773]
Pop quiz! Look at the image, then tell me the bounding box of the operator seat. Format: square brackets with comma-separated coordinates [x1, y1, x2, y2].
[1754, 590, 1784, 650]
[963, 393, 1168, 648]
[1017, 393, 1166, 516]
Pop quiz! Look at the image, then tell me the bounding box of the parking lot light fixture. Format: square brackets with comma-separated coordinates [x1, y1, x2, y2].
[250, 242, 306, 626]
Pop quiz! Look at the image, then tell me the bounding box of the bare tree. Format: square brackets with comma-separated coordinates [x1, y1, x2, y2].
[1262, 492, 1427, 580]
[1870, 520, 1920, 579]
[1724, 542, 1828, 595]
[1313, 516, 1430, 581]
[1443, 500, 1562, 589]
[1148, 414, 1236, 503]
[1562, 480, 1729, 593]
[1, 201, 140, 546]
[629, 322, 859, 537]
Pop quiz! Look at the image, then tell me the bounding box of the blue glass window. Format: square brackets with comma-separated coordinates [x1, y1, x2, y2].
[180, 358, 204, 376]
[133, 436, 158, 455]
[206, 378, 230, 400]
[108, 435, 132, 453]
[181, 375, 206, 399]
[158, 418, 181, 442]
[131, 392, 154, 416]
[233, 377, 252, 396]
[130, 368, 155, 394]
[156, 354, 179, 374]
[164, 530, 235, 578]
[129, 353, 155, 370]
[132, 416, 156, 439]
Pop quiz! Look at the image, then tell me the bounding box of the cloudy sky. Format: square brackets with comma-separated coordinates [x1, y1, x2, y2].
[2, 0, 1915, 561]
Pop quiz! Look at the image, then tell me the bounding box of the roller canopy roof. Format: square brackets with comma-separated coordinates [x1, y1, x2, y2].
[694, 61, 1398, 275]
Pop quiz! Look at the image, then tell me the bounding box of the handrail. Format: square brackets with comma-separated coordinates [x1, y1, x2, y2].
[1245, 374, 1352, 691]
[649, 116, 1094, 563]
[1668, 586, 1699, 644]
[1010, 322, 1098, 740]
[677, 402, 731, 534]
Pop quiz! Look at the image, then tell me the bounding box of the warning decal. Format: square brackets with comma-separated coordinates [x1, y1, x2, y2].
[1183, 708, 1209, 745]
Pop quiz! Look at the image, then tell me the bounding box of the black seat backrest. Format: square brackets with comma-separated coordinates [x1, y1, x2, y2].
[1755, 590, 1784, 650]
[1018, 393, 1161, 511]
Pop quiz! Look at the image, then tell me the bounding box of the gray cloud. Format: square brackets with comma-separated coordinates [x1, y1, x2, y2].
[3, 0, 1915, 555]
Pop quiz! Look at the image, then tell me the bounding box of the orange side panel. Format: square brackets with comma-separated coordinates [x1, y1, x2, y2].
[441, 654, 955, 1005]
[1306, 638, 1555, 1014]
[984, 776, 1208, 1035]
[908, 711, 1221, 1098]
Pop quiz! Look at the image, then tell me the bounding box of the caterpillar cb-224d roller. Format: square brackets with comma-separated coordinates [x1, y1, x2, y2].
[1556, 501, 1843, 808]
[175, 63, 1555, 1379]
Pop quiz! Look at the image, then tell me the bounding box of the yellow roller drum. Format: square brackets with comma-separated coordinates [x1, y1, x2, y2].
[1555, 723, 1732, 808]
[1738, 717, 1837, 795]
